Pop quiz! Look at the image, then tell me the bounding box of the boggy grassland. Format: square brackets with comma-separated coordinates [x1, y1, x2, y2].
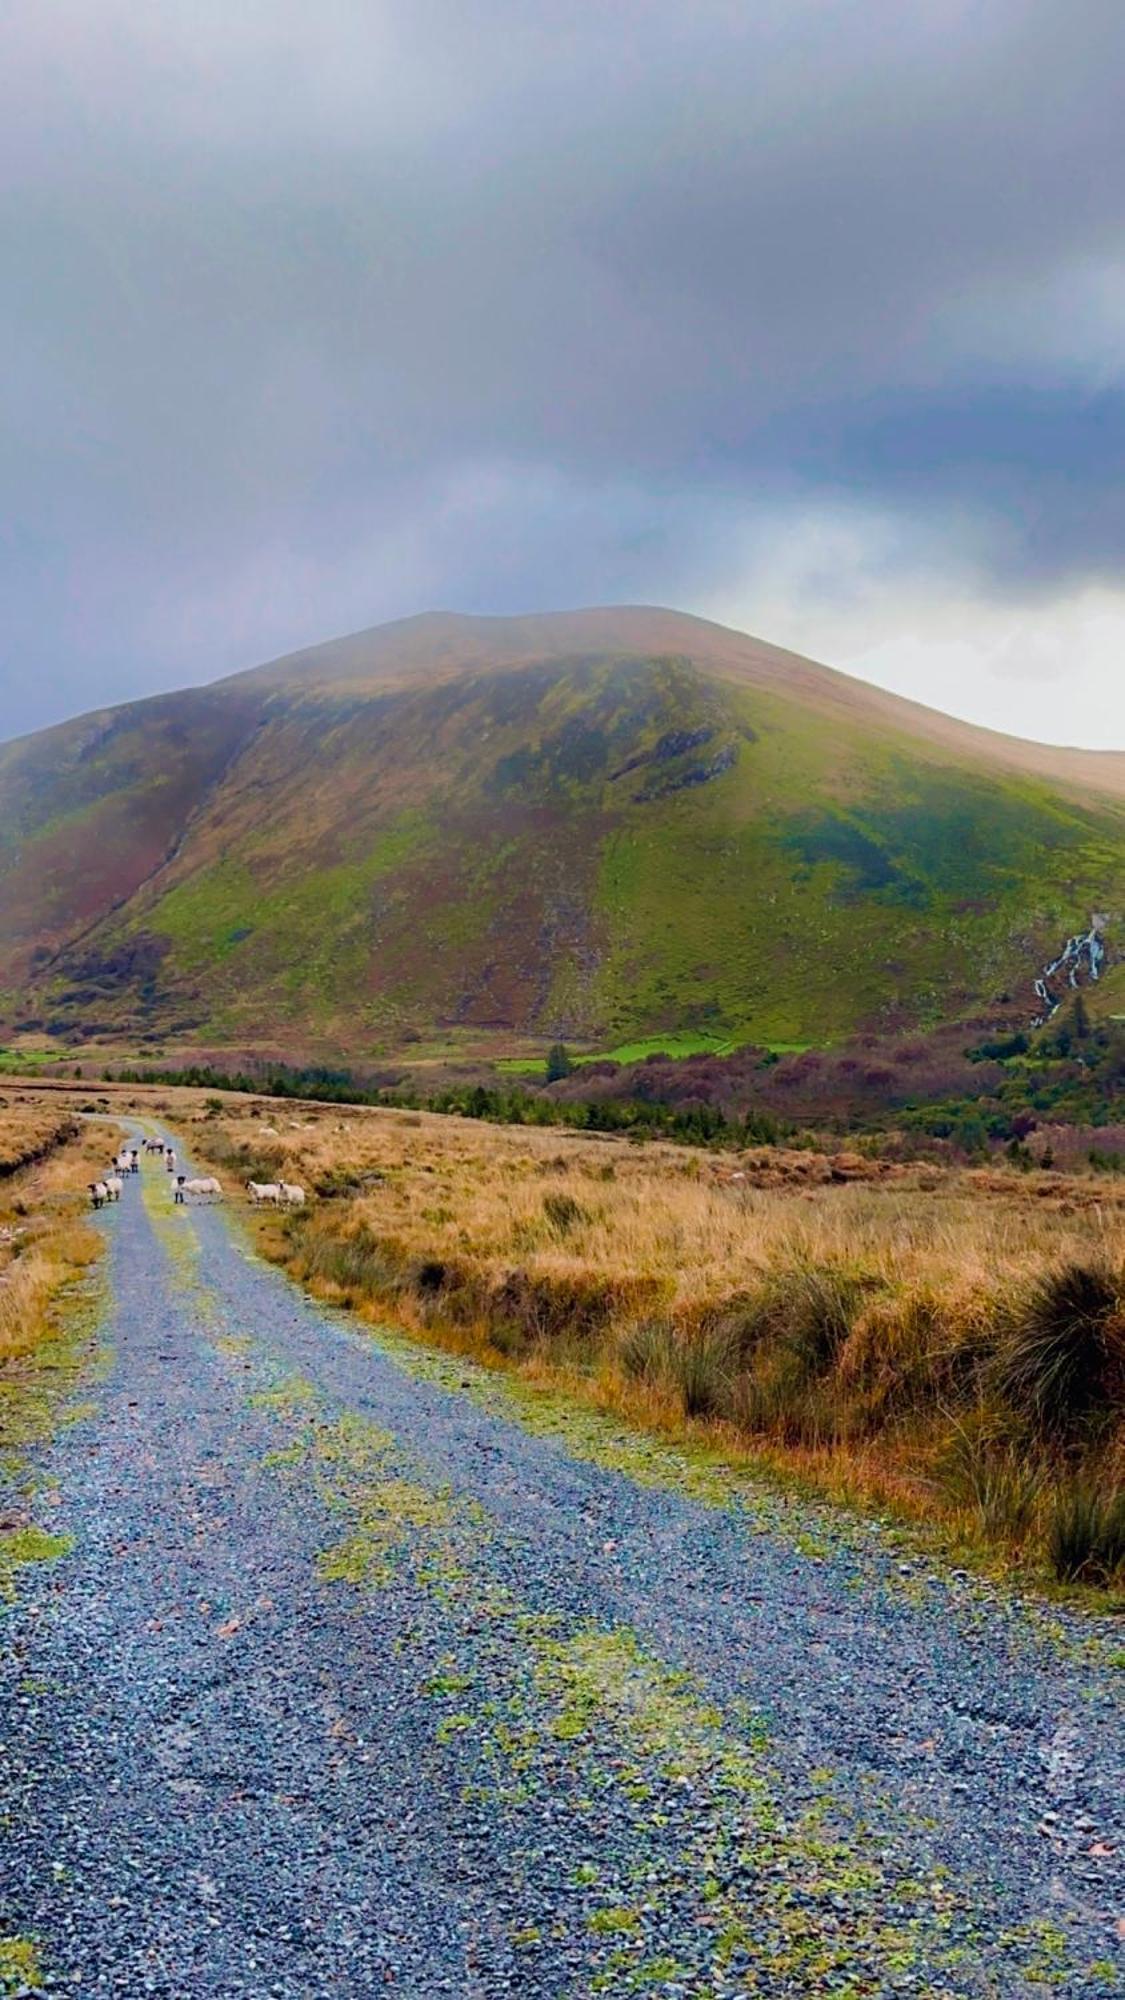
[188, 1095, 1125, 1598]
[0, 1095, 109, 1597]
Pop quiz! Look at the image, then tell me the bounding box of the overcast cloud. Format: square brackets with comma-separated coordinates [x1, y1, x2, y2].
[2, 0, 1125, 746]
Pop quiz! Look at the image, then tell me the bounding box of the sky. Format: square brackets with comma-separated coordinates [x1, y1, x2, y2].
[3, 0, 1125, 748]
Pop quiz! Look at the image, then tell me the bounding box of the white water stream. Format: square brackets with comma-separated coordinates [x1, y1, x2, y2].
[1031, 917, 1107, 1024]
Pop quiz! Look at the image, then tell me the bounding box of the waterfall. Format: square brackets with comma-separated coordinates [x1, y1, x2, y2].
[1031, 921, 1106, 1025]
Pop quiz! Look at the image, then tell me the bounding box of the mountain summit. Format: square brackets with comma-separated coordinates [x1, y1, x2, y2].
[1, 607, 1122, 1055]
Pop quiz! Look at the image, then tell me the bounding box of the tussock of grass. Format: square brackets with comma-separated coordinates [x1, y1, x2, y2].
[993, 1261, 1124, 1446]
[939, 1418, 1048, 1542]
[1047, 1484, 1125, 1583]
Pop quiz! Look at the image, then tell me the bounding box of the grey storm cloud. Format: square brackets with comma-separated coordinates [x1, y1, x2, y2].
[3, 0, 1125, 736]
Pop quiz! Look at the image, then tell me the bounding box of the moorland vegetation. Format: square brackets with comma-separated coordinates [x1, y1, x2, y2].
[107, 999, 1125, 1169]
[0, 1098, 108, 1592]
[185, 1094, 1125, 1596]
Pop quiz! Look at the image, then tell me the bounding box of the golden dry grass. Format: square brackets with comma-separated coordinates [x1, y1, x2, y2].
[0, 1094, 108, 1381]
[191, 1098, 1125, 1307]
[7, 1081, 1122, 1585]
[179, 1099, 1125, 1588]
[0, 1099, 79, 1179]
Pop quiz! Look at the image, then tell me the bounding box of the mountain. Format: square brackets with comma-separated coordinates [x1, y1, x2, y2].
[1, 607, 1123, 1058]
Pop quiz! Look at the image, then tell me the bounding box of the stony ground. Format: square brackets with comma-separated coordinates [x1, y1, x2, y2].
[1, 1132, 1123, 1997]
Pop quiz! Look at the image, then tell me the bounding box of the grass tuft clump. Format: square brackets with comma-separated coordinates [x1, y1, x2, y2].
[939, 1418, 1047, 1543]
[669, 1326, 740, 1419]
[1046, 1482, 1125, 1584]
[542, 1191, 589, 1234]
[996, 1261, 1124, 1446]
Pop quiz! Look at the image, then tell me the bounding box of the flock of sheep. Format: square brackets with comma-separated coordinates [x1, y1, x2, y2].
[246, 1178, 306, 1206]
[88, 1143, 305, 1209]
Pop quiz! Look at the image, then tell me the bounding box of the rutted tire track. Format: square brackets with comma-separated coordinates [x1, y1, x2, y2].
[1, 1134, 1122, 1997]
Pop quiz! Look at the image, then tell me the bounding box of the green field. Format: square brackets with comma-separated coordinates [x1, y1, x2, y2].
[0, 1045, 76, 1074]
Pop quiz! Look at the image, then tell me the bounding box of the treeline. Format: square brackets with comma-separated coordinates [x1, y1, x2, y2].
[107, 1061, 787, 1149]
[906, 1014, 1125, 1152]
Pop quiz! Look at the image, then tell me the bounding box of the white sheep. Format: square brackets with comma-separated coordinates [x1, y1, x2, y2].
[175, 1175, 222, 1203]
[88, 1181, 109, 1209]
[103, 1173, 123, 1202]
[246, 1180, 282, 1204]
[279, 1181, 306, 1206]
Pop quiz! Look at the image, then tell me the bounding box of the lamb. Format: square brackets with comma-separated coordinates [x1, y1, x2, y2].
[88, 1181, 109, 1209]
[103, 1173, 124, 1202]
[246, 1180, 282, 1204]
[128, 1148, 140, 1173]
[278, 1181, 306, 1206]
[175, 1176, 223, 1203]
[114, 1149, 132, 1174]
[164, 1148, 176, 1173]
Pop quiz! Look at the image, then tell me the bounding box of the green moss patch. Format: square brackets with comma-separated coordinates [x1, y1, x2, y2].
[0, 1525, 74, 1601]
[0, 1937, 42, 1995]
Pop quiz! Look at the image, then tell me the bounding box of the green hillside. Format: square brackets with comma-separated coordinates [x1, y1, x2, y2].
[1, 609, 1122, 1056]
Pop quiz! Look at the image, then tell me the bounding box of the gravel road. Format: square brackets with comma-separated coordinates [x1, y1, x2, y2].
[1, 1133, 1123, 1997]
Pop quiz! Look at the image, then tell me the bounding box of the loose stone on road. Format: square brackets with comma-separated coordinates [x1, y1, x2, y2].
[1, 1138, 1123, 1996]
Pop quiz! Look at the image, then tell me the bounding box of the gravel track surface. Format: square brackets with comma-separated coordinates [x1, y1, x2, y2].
[1, 1133, 1123, 1997]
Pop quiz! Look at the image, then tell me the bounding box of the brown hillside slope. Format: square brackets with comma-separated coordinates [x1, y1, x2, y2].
[0, 684, 267, 988]
[0, 608, 1122, 1054]
[233, 607, 1125, 800]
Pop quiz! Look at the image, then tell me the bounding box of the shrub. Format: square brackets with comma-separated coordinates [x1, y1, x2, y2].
[1046, 1483, 1125, 1583]
[996, 1262, 1125, 1445]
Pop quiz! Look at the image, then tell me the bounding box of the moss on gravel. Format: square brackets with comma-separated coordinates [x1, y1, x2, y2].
[348, 1316, 1125, 1676]
[255, 1400, 486, 1594]
[0, 1937, 42, 1995]
[0, 1525, 74, 1602]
